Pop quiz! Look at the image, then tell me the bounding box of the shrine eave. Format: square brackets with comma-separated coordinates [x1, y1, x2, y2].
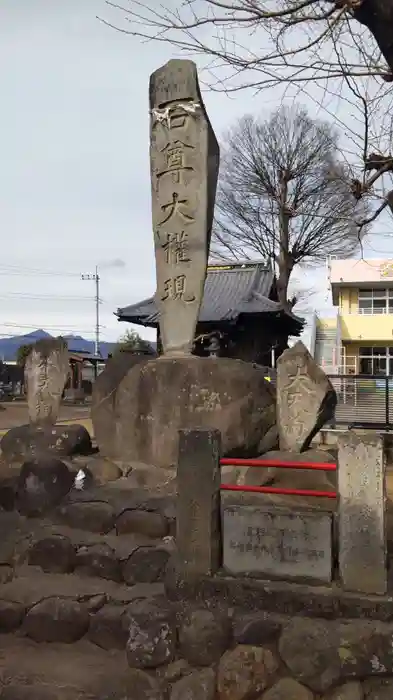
[115, 261, 304, 334]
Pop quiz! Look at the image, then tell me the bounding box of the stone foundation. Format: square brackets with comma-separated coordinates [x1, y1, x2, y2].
[1, 575, 393, 698]
[0, 426, 391, 697]
[2, 479, 393, 697]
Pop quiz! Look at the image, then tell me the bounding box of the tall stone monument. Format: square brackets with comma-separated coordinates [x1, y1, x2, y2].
[25, 337, 70, 426]
[149, 59, 220, 356]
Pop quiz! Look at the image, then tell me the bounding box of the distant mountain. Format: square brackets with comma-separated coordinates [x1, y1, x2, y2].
[0, 329, 116, 362]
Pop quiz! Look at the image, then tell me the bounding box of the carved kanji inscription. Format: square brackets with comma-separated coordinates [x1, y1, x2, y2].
[149, 59, 220, 356]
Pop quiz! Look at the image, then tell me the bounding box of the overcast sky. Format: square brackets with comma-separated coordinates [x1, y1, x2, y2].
[0, 0, 391, 345]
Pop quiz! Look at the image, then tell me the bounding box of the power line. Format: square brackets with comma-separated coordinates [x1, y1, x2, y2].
[0, 261, 127, 278]
[0, 293, 97, 301]
[0, 322, 107, 333]
[0, 261, 111, 354]
[0, 264, 81, 278]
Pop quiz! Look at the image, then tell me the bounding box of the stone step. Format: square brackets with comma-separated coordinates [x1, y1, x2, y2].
[55, 487, 175, 537]
[26, 535, 173, 586]
[0, 475, 176, 538]
[0, 568, 165, 608]
[33, 521, 173, 560]
[63, 477, 175, 513]
[0, 482, 175, 542]
[0, 635, 154, 699]
[0, 511, 175, 587]
[0, 568, 165, 650]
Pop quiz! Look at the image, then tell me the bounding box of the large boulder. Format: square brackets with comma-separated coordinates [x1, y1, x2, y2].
[24, 597, 89, 642]
[217, 645, 279, 699]
[24, 337, 70, 426]
[276, 341, 337, 452]
[91, 352, 154, 460]
[0, 423, 92, 462]
[126, 597, 176, 669]
[170, 669, 216, 700]
[178, 608, 232, 666]
[17, 457, 74, 516]
[235, 448, 336, 490]
[99, 357, 276, 469]
[28, 535, 77, 573]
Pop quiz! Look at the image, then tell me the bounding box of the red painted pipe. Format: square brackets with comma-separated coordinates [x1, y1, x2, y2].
[220, 458, 336, 471]
[221, 483, 337, 498]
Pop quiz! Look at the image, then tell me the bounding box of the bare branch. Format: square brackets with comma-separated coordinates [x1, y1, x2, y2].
[102, 0, 392, 89]
[211, 105, 368, 306]
[102, 0, 393, 230]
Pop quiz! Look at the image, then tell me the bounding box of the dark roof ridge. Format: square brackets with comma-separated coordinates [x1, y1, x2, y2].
[208, 258, 270, 269]
[114, 258, 303, 331]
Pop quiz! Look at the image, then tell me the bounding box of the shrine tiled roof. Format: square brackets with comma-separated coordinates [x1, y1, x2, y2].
[116, 260, 302, 329]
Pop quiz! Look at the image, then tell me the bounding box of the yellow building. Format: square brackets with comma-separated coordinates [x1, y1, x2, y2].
[318, 258, 393, 375]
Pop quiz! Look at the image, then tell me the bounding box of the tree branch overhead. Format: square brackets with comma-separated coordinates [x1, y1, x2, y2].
[102, 0, 393, 229]
[212, 106, 367, 308]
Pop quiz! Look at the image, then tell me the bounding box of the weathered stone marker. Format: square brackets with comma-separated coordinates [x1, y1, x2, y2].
[149, 59, 220, 356]
[338, 431, 387, 594]
[276, 341, 337, 452]
[25, 338, 69, 426]
[222, 504, 333, 584]
[177, 429, 221, 575]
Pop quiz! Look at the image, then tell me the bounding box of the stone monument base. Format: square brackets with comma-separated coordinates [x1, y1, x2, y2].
[92, 356, 276, 469]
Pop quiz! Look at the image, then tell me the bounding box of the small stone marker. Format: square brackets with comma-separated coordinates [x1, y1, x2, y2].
[149, 59, 220, 356]
[222, 505, 333, 584]
[25, 338, 70, 426]
[338, 431, 387, 595]
[177, 429, 221, 575]
[276, 341, 337, 451]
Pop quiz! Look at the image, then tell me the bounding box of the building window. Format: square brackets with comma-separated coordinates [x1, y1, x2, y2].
[359, 346, 393, 375]
[358, 288, 393, 314]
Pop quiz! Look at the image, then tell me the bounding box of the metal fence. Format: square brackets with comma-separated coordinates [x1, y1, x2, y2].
[260, 369, 393, 429]
[327, 374, 393, 429]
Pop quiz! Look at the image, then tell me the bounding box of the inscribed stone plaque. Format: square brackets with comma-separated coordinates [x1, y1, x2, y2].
[338, 431, 387, 595]
[222, 505, 333, 584]
[149, 59, 220, 356]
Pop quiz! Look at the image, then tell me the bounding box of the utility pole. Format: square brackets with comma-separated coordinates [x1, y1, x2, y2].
[81, 265, 100, 356]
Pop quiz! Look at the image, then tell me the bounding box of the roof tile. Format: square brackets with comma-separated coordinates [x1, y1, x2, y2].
[116, 261, 302, 330]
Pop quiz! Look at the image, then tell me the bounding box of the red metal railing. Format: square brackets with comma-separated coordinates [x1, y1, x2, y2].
[220, 457, 337, 499]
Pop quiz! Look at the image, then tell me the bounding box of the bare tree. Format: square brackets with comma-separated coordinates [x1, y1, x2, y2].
[288, 281, 319, 315]
[101, 0, 393, 226]
[212, 106, 366, 308]
[102, 0, 393, 91]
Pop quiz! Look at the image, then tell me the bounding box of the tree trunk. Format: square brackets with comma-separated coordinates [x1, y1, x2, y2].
[276, 171, 293, 310]
[353, 0, 393, 74]
[276, 258, 294, 309]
